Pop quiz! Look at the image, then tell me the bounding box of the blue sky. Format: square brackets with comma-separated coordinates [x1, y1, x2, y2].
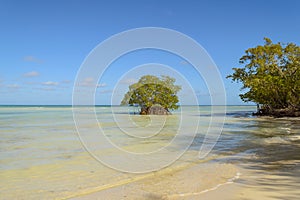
[1, 0, 299, 105]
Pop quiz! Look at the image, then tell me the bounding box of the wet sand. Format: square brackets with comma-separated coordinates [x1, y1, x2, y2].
[71, 159, 300, 200]
[70, 148, 300, 200]
[71, 162, 240, 200]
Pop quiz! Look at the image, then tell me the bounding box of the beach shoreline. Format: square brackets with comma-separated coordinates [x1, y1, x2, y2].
[70, 160, 242, 200]
[71, 157, 300, 200]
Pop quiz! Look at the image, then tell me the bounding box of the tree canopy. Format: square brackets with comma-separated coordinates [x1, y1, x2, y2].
[121, 75, 181, 115]
[227, 38, 300, 116]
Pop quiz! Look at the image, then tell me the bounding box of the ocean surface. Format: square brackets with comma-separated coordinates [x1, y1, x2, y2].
[0, 105, 300, 199]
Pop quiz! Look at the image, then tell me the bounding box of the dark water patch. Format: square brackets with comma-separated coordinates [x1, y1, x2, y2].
[197, 111, 254, 118]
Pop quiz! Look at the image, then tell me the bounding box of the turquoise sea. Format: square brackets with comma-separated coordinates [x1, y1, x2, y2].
[0, 105, 300, 199]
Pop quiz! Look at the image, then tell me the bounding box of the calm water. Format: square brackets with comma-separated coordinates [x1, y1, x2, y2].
[0, 106, 300, 199]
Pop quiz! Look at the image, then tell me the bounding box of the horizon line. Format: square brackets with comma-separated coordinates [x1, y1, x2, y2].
[0, 104, 255, 106]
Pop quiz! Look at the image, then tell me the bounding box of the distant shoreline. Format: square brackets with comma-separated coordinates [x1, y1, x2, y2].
[0, 104, 256, 107]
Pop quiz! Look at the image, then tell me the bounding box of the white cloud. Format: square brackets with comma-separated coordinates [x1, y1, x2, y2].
[24, 81, 39, 85]
[42, 81, 59, 86]
[79, 77, 95, 87]
[61, 80, 72, 84]
[23, 71, 40, 77]
[79, 77, 106, 88]
[23, 56, 43, 63]
[97, 83, 107, 88]
[99, 89, 113, 94]
[119, 78, 137, 85]
[35, 81, 59, 91]
[35, 87, 55, 91]
[7, 84, 20, 89]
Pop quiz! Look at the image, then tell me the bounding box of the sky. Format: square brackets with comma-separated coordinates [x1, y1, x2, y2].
[1, 0, 300, 105]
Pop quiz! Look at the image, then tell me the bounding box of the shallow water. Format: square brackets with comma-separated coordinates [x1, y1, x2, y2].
[0, 105, 299, 199]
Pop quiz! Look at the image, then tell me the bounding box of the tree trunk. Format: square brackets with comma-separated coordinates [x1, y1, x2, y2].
[140, 105, 170, 115]
[253, 105, 300, 117]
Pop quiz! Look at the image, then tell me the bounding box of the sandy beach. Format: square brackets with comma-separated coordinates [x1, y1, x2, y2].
[72, 158, 300, 200]
[71, 161, 240, 200]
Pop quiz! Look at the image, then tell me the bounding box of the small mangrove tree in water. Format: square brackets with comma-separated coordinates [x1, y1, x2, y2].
[227, 38, 300, 117]
[121, 75, 181, 115]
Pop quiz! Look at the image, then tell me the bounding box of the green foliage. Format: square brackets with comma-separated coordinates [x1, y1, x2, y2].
[121, 75, 181, 112]
[227, 38, 300, 110]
